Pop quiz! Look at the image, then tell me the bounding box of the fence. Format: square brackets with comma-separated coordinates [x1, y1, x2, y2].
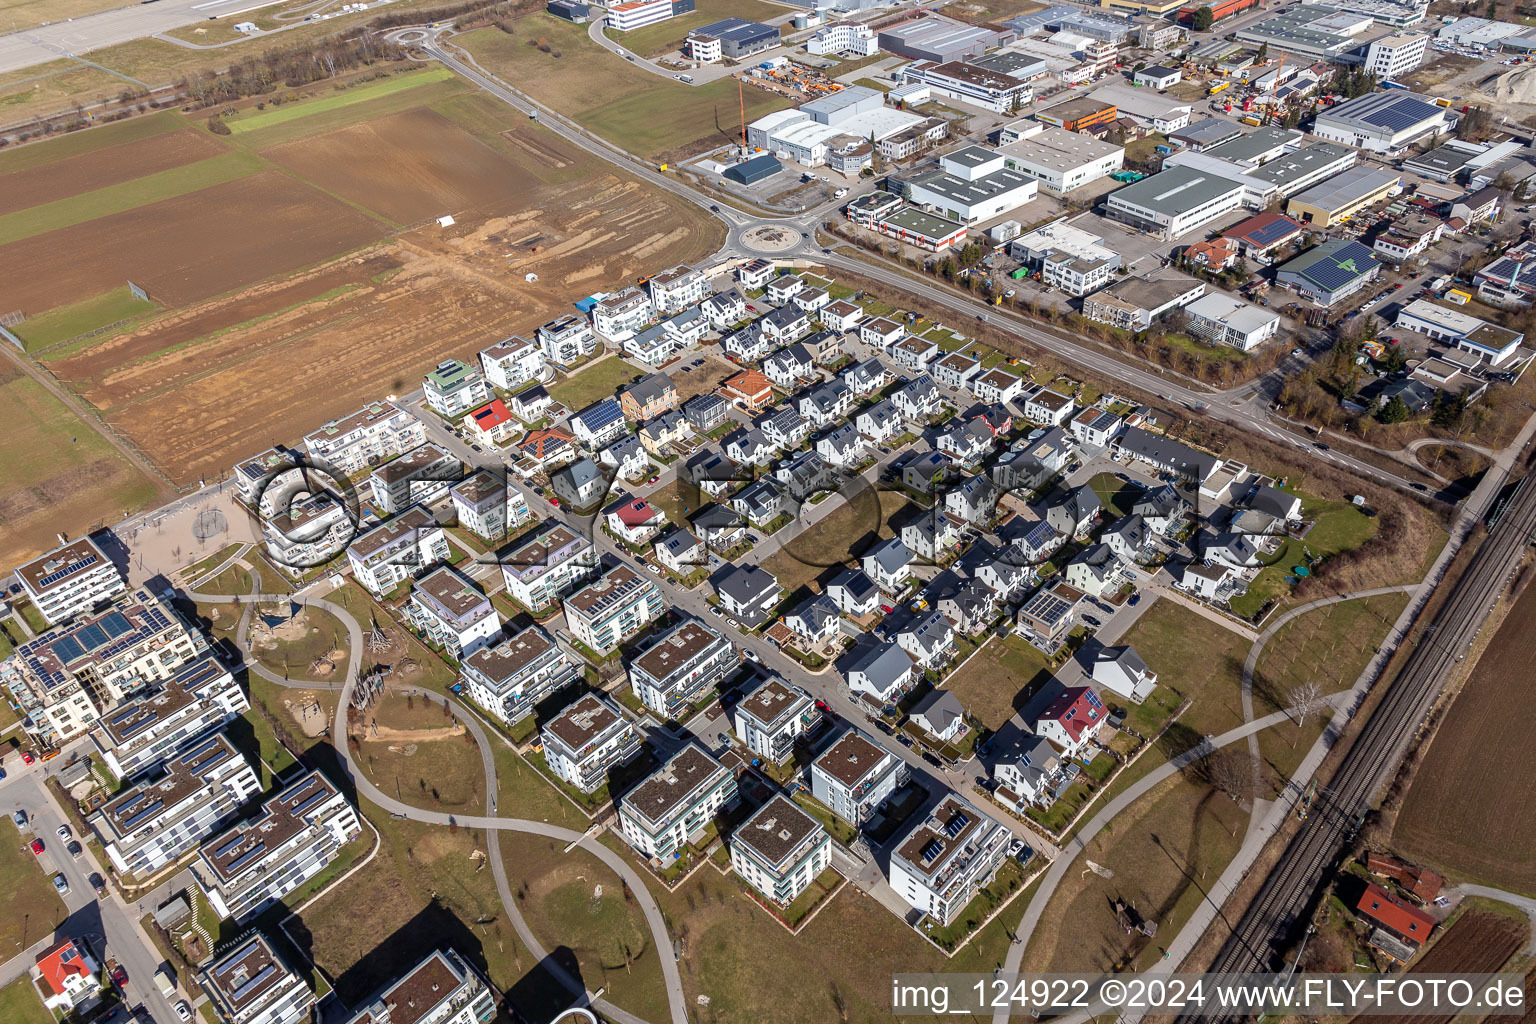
[0, 324, 19, 350]
[127, 280, 149, 303]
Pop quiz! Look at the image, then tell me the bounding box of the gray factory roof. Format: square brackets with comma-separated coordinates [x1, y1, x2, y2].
[1203, 127, 1302, 165]
[1248, 142, 1355, 187]
[802, 85, 883, 120]
[1315, 91, 1444, 136]
[690, 17, 776, 43]
[1235, 4, 1374, 57]
[1289, 165, 1401, 211]
[1170, 118, 1244, 149]
[908, 163, 1037, 206]
[1108, 164, 1246, 216]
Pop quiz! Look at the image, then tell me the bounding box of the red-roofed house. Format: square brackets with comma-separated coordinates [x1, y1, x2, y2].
[718, 370, 776, 412]
[1186, 237, 1239, 271]
[1366, 854, 1444, 903]
[464, 398, 518, 446]
[1356, 882, 1436, 947]
[1034, 685, 1105, 756]
[605, 495, 668, 544]
[32, 938, 102, 1012]
[518, 428, 576, 470]
[1222, 212, 1304, 259]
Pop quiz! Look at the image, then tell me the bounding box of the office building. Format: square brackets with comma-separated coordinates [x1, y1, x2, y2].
[685, 17, 778, 61]
[1276, 238, 1383, 305]
[1184, 294, 1282, 351]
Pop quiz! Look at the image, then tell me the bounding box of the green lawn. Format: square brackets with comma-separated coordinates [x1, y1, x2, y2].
[0, 822, 69, 954]
[459, 21, 792, 160]
[11, 286, 157, 351]
[1086, 471, 1140, 519]
[605, 0, 786, 56]
[945, 634, 1054, 732]
[0, 150, 265, 246]
[15, 600, 48, 636]
[0, 110, 184, 175]
[249, 603, 349, 681]
[791, 792, 857, 846]
[548, 357, 645, 412]
[226, 68, 456, 133]
[0, 977, 49, 1024]
[1227, 489, 1377, 620]
[1119, 599, 1250, 739]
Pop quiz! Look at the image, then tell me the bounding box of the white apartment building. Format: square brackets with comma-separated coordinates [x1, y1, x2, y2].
[195, 772, 362, 922]
[618, 744, 738, 861]
[562, 563, 664, 653]
[1, 589, 210, 748]
[201, 934, 317, 1024]
[648, 264, 710, 315]
[806, 22, 878, 56]
[422, 358, 490, 419]
[338, 949, 497, 1024]
[499, 524, 598, 611]
[478, 335, 547, 391]
[730, 795, 832, 906]
[302, 401, 424, 478]
[998, 125, 1124, 193]
[89, 655, 248, 781]
[888, 794, 1011, 925]
[537, 314, 598, 367]
[733, 676, 817, 764]
[461, 625, 579, 726]
[346, 506, 449, 598]
[592, 288, 655, 342]
[1365, 33, 1429, 80]
[1184, 293, 1281, 351]
[450, 470, 531, 542]
[368, 441, 459, 516]
[405, 566, 502, 659]
[261, 493, 352, 569]
[628, 617, 741, 720]
[810, 729, 907, 827]
[540, 692, 641, 793]
[15, 536, 125, 627]
[90, 733, 260, 878]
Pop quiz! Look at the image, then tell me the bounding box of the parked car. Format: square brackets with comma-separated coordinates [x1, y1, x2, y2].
[727, 618, 741, 629]
[109, 965, 127, 987]
[12, 810, 25, 828]
[646, 564, 661, 574]
[67, 840, 83, 858]
[56, 825, 70, 840]
[1083, 615, 1102, 627]
[29, 839, 43, 855]
[175, 1003, 192, 1022]
[21, 751, 34, 764]
[708, 606, 723, 618]
[52, 875, 69, 895]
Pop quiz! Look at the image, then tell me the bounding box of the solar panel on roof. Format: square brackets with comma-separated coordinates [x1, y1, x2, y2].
[36, 552, 97, 589]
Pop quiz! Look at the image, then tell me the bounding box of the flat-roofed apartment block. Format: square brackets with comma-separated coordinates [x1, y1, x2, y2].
[369, 442, 460, 516]
[809, 729, 907, 826]
[339, 948, 497, 1024]
[733, 676, 817, 763]
[461, 625, 578, 726]
[89, 654, 248, 780]
[302, 401, 424, 477]
[648, 264, 710, 315]
[90, 733, 260, 877]
[541, 692, 641, 793]
[591, 288, 655, 342]
[346, 507, 449, 598]
[261, 492, 352, 568]
[194, 771, 361, 922]
[478, 335, 546, 391]
[888, 793, 1010, 925]
[536, 314, 597, 367]
[405, 566, 501, 660]
[562, 563, 663, 654]
[1104, 165, 1248, 240]
[618, 743, 737, 860]
[450, 470, 530, 543]
[997, 125, 1124, 193]
[423, 359, 490, 418]
[729, 795, 831, 905]
[627, 617, 741, 719]
[0, 589, 209, 748]
[15, 536, 126, 627]
[232, 448, 295, 505]
[498, 524, 597, 611]
[201, 933, 316, 1024]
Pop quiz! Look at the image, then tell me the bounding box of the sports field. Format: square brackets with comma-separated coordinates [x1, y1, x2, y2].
[0, 66, 720, 514]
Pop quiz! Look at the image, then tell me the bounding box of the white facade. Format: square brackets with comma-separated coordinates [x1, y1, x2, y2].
[346, 506, 449, 598]
[15, 535, 126, 627]
[592, 288, 655, 342]
[479, 335, 547, 390]
[618, 744, 737, 861]
[810, 729, 906, 826]
[1365, 33, 1429, 80]
[806, 22, 878, 56]
[541, 692, 641, 793]
[461, 626, 579, 726]
[563, 563, 665, 652]
[998, 126, 1124, 193]
[888, 794, 1011, 926]
[202, 934, 317, 1024]
[338, 950, 497, 1024]
[730, 795, 832, 905]
[607, 0, 675, 31]
[733, 677, 816, 763]
[537, 314, 598, 366]
[1105, 166, 1248, 241]
[302, 400, 425, 478]
[1184, 293, 1281, 351]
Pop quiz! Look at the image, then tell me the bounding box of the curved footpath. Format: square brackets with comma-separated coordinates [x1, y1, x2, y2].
[187, 585, 684, 1024]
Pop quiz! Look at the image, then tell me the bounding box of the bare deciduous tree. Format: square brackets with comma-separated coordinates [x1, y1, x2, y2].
[1207, 749, 1257, 804]
[1286, 680, 1328, 747]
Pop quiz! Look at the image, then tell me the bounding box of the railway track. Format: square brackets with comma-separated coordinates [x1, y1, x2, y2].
[1195, 466, 1536, 995]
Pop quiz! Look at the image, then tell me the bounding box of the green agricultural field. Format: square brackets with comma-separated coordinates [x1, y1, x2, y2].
[0, 110, 184, 176]
[226, 68, 456, 134]
[11, 286, 157, 351]
[0, 150, 264, 246]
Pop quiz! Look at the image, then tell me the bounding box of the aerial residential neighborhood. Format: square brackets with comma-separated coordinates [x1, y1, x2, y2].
[0, 0, 1535, 1020]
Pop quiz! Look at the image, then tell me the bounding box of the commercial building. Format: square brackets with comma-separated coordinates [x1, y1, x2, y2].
[1244, 142, 1358, 197]
[733, 676, 818, 763]
[368, 441, 459, 516]
[1184, 293, 1282, 350]
[865, 205, 969, 252]
[201, 933, 317, 1024]
[346, 506, 448, 598]
[1234, 5, 1378, 61]
[1009, 219, 1121, 295]
[303, 400, 425, 476]
[1311, 91, 1446, 156]
[15, 535, 126, 627]
[806, 22, 879, 57]
[628, 617, 741, 718]
[338, 949, 498, 1024]
[1104, 165, 1248, 240]
[1276, 238, 1382, 306]
[541, 692, 641, 793]
[1034, 97, 1117, 133]
[195, 772, 362, 922]
[1082, 267, 1206, 330]
[899, 60, 1032, 113]
[2, 588, 210, 748]
[1365, 32, 1430, 78]
[730, 795, 832, 905]
[888, 794, 1012, 925]
[897, 146, 1040, 224]
[810, 729, 907, 826]
[724, 153, 783, 185]
[747, 89, 928, 170]
[1222, 211, 1305, 258]
[618, 743, 737, 861]
[91, 733, 261, 877]
[1134, 65, 1181, 88]
[1170, 117, 1243, 151]
[499, 524, 597, 611]
[1395, 299, 1523, 365]
[996, 124, 1123, 192]
[422, 358, 489, 418]
[606, 0, 693, 32]
[1089, 84, 1192, 133]
[461, 625, 578, 726]
[878, 16, 1011, 62]
[1286, 165, 1401, 226]
[88, 655, 247, 781]
[685, 17, 778, 61]
[1475, 240, 1536, 307]
[405, 566, 500, 660]
[563, 563, 664, 653]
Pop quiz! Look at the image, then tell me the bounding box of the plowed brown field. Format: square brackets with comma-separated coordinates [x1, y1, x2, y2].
[1354, 909, 1526, 1024]
[0, 171, 388, 311]
[1395, 580, 1536, 891]
[0, 129, 227, 216]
